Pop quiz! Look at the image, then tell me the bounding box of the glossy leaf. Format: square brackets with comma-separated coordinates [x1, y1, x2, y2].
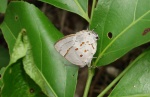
[0, 0, 7, 13]
[1, 31, 27, 93]
[109, 49, 150, 97]
[1, 31, 46, 97]
[39, 0, 90, 22]
[2, 62, 47, 97]
[1, 1, 78, 97]
[90, 0, 150, 66]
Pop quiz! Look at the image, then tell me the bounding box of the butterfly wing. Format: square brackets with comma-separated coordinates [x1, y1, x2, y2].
[55, 30, 97, 67]
[55, 34, 84, 66]
[72, 30, 97, 67]
[64, 47, 85, 67]
[55, 34, 76, 56]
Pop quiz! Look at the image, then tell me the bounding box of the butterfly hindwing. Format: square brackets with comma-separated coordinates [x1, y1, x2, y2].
[54, 30, 98, 67]
[55, 34, 76, 56]
[73, 31, 97, 67]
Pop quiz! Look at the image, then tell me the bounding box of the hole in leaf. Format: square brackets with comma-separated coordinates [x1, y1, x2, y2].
[107, 32, 113, 39]
[29, 88, 34, 93]
[15, 15, 18, 21]
[21, 28, 26, 35]
[22, 29, 26, 32]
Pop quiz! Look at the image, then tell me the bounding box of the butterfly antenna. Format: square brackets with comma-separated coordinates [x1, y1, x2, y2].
[92, 23, 100, 31]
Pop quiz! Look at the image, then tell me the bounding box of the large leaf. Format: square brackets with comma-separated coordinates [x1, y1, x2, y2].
[90, 0, 150, 66]
[39, 0, 90, 22]
[2, 62, 47, 97]
[109, 49, 150, 97]
[1, 31, 46, 97]
[0, 0, 7, 13]
[1, 1, 78, 97]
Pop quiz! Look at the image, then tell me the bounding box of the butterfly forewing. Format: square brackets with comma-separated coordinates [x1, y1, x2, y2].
[55, 34, 76, 56]
[54, 30, 98, 67]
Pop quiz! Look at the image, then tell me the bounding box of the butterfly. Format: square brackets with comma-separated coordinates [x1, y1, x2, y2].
[54, 30, 98, 67]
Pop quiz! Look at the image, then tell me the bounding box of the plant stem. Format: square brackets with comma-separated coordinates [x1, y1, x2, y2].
[97, 53, 145, 97]
[83, 67, 95, 97]
[90, 0, 96, 24]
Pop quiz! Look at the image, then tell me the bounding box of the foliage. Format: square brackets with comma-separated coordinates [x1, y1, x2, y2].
[0, 0, 150, 97]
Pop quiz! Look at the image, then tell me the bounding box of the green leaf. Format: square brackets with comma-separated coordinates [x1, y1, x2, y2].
[1, 1, 78, 97]
[90, 0, 150, 66]
[109, 49, 150, 97]
[39, 0, 90, 22]
[1, 30, 46, 97]
[0, 45, 9, 68]
[2, 62, 47, 97]
[0, 67, 5, 87]
[9, 29, 29, 65]
[0, 0, 7, 13]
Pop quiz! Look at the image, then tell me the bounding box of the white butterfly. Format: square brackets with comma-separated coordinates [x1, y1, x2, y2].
[54, 30, 99, 67]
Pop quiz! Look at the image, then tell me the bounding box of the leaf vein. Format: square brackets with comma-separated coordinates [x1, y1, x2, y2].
[133, 0, 139, 22]
[95, 10, 150, 65]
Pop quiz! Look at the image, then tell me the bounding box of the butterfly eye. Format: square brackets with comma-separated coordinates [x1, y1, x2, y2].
[96, 36, 99, 40]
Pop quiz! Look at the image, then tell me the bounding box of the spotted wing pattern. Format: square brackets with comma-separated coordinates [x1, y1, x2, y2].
[55, 30, 98, 67]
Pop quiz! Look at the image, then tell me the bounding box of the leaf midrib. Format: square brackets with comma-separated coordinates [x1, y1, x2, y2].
[95, 10, 150, 65]
[74, 0, 90, 22]
[27, 6, 58, 97]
